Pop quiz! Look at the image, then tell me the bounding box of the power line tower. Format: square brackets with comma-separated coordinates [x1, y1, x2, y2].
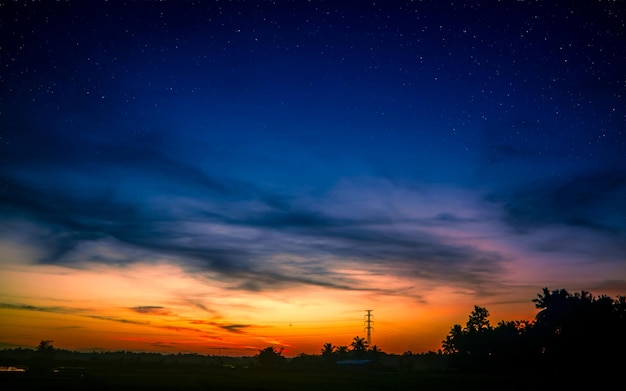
[364, 310, 374, 346]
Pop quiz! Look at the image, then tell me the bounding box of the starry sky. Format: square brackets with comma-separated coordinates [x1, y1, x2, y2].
[1, 1, 625, 356]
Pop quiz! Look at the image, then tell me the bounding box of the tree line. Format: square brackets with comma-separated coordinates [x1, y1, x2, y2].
[440, 287, 626, 375]
[265, 287, 626, 375]
[2, 287, 624, 376]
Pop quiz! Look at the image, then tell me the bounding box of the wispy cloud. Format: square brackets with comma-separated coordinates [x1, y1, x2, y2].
[0, 87, 623, 304]
[190, 320, 253, 334]
[0, 168, 514, 298]
[150, 341, 177, 349]
[0, 300, 260, 341]
[130, 306, 171, 315]
[0, 302, 83, 315]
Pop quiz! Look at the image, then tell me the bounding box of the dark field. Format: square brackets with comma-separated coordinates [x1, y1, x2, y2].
[0, 367, 593, 391]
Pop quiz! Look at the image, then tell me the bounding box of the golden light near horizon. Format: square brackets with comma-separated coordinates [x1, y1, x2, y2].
[0, 252, 542, 356]
[0, 221, 551, 357]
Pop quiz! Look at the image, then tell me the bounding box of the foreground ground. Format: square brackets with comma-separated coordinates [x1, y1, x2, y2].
[0, 366, 602, 391]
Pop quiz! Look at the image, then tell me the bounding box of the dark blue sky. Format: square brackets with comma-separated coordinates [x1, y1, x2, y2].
[1, 1, 625, 348]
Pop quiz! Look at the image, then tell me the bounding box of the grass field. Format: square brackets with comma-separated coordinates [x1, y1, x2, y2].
[0, 366, 579, 391]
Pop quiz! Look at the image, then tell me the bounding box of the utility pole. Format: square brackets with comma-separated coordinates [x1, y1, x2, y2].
[364, 310, 374, 346]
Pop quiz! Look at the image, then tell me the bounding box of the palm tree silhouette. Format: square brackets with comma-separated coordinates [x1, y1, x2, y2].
[350, 336, 368, 358]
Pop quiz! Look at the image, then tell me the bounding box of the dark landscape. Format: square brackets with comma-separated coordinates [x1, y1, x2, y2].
[2, 288, 623, 390]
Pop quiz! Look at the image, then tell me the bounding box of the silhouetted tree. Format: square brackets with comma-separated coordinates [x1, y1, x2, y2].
[335, 345, 349, 360]
[368, 345, 381, 355]
[36, 340, 55, 353]
[288, 352, 323, 371]
[442, 288, 626, 377]
[442, 306, 491, 356]
[319, 342, 336, 368]
[442, 324, 462, 354]
[466, 305, 491, 333]
[29, 340, 56, 374]
[256, 346, 286, 370]
[367, 345, 382, 361]
[463, 306, 493, 369]
[321, 342, 335, 357]
[487, 319, 538, 372]
[442, 306, 535, 372]
[532, 287, 626, 375]
[350, 336, 368, 358]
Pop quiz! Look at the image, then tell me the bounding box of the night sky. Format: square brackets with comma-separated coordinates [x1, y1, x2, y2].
[1, 1, 625, 356]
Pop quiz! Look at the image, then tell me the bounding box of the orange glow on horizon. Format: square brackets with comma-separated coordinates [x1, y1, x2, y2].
[0, 258, 543, 357]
